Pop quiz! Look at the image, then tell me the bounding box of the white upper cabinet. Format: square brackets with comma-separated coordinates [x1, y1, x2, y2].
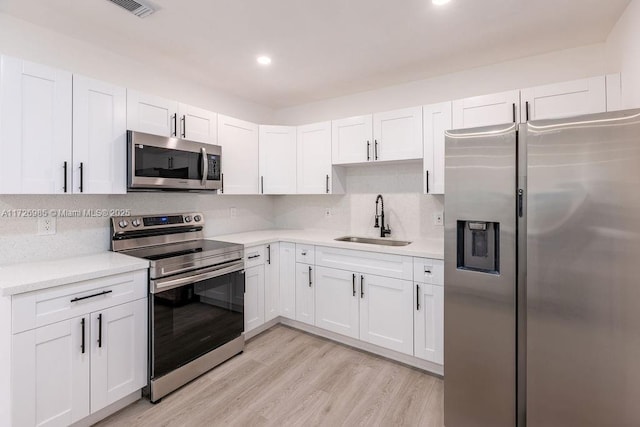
[259, 125, 297, 194]
[218, 115, 260, 194]
[177, 103, 217, 144]
[606, 73, 623, 112]
[521, 76, 607, 122]
[452, 90, 520, 129]
[297, 121, 332, 194]
[332, 115, 373, 164]
[423, 102, 452, 195]
[126, 90, 178, 136]
[0, 56, 72, 194]
[372, 106, 423, 161]
[72, 75, 127, 194]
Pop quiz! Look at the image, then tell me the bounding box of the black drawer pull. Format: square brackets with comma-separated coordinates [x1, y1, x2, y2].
[248, 254, 261, 260]
[70, 290, 113, 303]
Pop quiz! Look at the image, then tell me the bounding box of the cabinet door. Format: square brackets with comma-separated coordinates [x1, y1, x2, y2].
[72, 75, 127, 194]
[373, 106, 423, 161]
[244, 265, 265, 332]
[297, 121, 332, 194]
[178, 103, 217, 144]
[521, 76, 606, 122]
[315, 267, 359, 339]
[423, 102, 452, 195]
[264, 243, 280, 322]
[259, 125, 297, 194]
[91, 299, 147, 412]
[218, 115, 259, 194]
[359, 275, 413, 355]
[414, 283, 444, 364]
[331, 115, 373, 164]
[12, 316, 90, 426]
[126, 90, 178, 136]
[452, 90, 519, 129]
[279, 242, 297, 320]
[295, 263, 315, 325]
[0, 56, 72, 194]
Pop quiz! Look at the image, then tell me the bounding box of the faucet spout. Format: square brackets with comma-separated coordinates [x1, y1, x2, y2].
[374, 194, 391, 238]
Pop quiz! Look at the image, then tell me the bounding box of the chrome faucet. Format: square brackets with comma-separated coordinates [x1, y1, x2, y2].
[374, 194, 391, 238]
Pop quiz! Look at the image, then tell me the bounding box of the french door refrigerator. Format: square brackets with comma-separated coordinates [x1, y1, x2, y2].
[444, 109, 640, 427]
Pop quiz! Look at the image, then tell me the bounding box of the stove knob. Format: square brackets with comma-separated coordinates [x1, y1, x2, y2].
[132, 219, 141, 227]
[184, 216, 192, 223]
[118, 220, 129, 228]
[194, 215, 202, 222]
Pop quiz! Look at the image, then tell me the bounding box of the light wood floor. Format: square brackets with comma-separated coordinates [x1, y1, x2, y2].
[97, 325, 443, 427]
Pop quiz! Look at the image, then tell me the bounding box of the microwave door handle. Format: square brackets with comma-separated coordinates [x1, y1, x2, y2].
[200, 147, 208, 186]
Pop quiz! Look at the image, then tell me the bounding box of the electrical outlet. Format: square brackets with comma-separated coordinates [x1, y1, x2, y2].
[229, 207, 237, 218]
[433, 212, 444, 226]
[38, 217, 56, 235]
[324, 208, 332, 218]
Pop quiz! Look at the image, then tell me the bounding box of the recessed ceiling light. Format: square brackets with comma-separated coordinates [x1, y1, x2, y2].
[432, 0, 451, 5]
[257, 56, 272, 66]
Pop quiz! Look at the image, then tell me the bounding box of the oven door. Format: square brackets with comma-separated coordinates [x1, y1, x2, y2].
[150, 260, 244, 380]
[128, 130, 221, 191]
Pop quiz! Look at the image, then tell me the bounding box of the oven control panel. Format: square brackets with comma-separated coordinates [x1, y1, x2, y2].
[111, 212, 205, 231]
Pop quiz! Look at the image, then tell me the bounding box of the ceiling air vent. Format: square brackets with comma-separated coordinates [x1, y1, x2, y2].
[107, 0, 156, 18]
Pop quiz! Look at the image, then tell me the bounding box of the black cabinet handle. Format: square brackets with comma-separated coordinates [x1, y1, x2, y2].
[97, 313, 103, 348]
[79, 162, 84, 193]
[352, 274, 356, 297]
[525, 101, 530, 122]
[221, 173, 224, 194]
[248, 254, 261, 260]
[70, 290, 113, 303]
[308, 266, 313, 287]
[63, 161, 68, 193]
[426, 170, 430, 194]
[261, 176, 264, 194]
[512, 103, 516, 123]
[81, 318, 86, 354]
[360, 275, 364, 298]
[374, 140, 379, 160]
[181, 115, 186, 137]
[424, 269, 432, 274]
[416, 284, 420, 311]
[518, 189, 524, 218]
[326, 174, 330, 194]
[366, 141, 371, 161]
[266, 245, 271, 265]
[172, 113, 177, 136]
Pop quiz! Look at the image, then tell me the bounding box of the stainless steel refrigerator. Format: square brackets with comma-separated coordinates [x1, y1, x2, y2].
[444, 109, 640, 427]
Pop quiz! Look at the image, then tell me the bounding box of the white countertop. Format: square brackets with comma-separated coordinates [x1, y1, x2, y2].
[212, 229, 444, 259]
[0, 252, 150, 296]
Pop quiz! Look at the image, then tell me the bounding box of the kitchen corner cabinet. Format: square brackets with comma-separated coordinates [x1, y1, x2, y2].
[295, 263, 315, 325]
[520, 76, 607, 122]
[423, 102, 452, 195]
[372, 106, 423, 162]
[11, 270, 148, 427]
[264, 243, 280, 322]
[218, 115, 260, 194]
[297, 122, 336, 194]
[279, 242, 297, 320]
[259, 125, 297, 194]
[73, 75, 127, 194]
[127, 90, 217, 144]
[0, 55, 72, 194]
[452, 90, 520, 129]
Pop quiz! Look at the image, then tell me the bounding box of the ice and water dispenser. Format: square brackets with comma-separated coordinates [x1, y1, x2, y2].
[457, 221, 500, 274]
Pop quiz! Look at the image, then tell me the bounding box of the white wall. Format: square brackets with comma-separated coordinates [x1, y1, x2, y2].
[606, 0, 640, 109]
[0, 13, 274, 123]
[273, 44, 607, 125]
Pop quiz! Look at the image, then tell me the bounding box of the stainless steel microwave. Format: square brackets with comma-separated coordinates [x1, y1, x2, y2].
[127, 130, 221, 192]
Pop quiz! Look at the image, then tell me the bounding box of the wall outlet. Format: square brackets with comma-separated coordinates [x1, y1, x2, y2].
[324, 208, 332, 218]
[229, 207, 237, 218]
[38, 217, 56, 235]
[433, 211, 444, 226]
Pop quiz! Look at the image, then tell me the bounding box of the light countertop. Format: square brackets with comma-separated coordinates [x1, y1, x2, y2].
[0, 252, 149, 296]
[212, 229, 444, 259]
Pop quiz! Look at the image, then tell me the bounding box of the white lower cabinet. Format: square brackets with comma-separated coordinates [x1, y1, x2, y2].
[295, 263, 315, 325]
[279, 242, 296, 320]
[414, 283, 444, 365]
[315, 267, 359, 339]
[264, 243, 280, 322]
[244, 264, 265, 333]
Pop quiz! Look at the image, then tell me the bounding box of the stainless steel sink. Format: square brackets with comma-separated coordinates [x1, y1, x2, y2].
[334, 236, 412, 247]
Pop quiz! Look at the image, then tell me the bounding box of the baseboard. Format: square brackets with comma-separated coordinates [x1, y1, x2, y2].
[70, 390, 141, 427]
[245, 317, 280, 341]
[274, 317, 444, 377]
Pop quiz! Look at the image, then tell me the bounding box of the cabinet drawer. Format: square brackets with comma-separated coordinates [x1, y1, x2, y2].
[12, 270, 148, 334]
[296, 244, 315, 264]
[315, 246, 412, 280]
[413, 258, 444, 285]
[245, 245, 265, 268]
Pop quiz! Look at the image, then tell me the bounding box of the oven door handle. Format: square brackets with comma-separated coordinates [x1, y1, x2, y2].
[200, 147, 208, 186]
[151, 261, 244, 293]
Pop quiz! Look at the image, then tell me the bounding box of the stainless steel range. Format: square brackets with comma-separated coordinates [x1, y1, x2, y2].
[111, 212, 245, 403]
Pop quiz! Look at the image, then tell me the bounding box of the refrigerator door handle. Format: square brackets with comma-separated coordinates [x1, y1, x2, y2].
[518, 189, 524, 218]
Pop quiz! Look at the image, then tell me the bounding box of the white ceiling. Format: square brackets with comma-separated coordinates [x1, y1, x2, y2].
[0, 0, 631, 108]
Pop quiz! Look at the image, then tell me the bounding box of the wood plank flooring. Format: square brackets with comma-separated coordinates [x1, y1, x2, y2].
[96, 325, 443, 427]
